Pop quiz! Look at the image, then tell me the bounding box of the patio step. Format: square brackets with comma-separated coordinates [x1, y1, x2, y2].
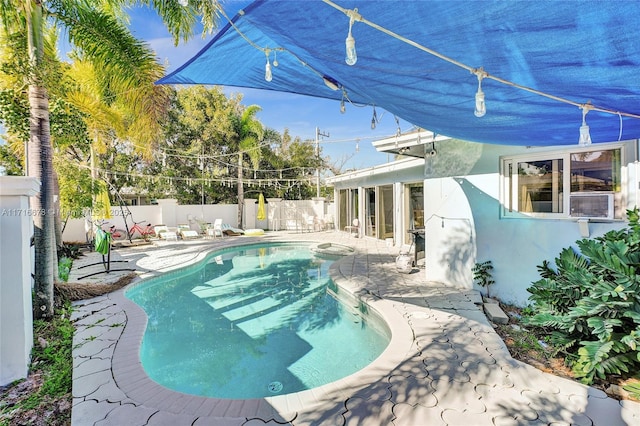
[483, 302, 509, 324]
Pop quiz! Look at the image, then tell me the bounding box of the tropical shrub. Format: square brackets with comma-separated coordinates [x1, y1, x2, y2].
[525, 208, 640, 384]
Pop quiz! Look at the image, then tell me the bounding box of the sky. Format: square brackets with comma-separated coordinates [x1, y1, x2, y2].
[125, 1, 415, 171]
[0, 2, 413, 172]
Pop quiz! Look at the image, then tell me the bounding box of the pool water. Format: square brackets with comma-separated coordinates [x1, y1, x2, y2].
[126, 243, 390, 399]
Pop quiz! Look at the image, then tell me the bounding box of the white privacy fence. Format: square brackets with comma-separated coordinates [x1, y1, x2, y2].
[62, 198, 335, 243]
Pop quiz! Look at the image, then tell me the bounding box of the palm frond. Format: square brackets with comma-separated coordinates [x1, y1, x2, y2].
[137, 0, 222, 45]
[52, 1, 162, 97]
[0, 0, 25, 34]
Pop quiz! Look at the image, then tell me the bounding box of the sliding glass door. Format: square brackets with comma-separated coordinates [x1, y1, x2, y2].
[379, 185, 394, 240]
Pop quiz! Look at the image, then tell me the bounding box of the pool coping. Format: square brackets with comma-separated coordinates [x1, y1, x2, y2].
[108, 239, 415, 422]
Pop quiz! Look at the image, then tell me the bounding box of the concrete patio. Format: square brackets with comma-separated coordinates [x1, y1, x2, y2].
[70, 230, 640, 425]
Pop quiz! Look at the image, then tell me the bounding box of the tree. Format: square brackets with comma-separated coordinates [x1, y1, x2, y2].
[278, 135, 323, 199]
[0, 0, 222, 320]
[232, 104, 264, 228]
[143, 86, 240, 205]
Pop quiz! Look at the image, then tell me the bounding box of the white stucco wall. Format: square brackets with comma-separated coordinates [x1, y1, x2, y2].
[62, 199, 334, 242]
[422, 172, 630, 305]
[0, 177, 39, 386]
[425, 143, 638, 305]
[329, 139, 639, 306]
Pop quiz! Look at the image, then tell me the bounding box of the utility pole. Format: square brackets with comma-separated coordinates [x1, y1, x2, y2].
[200, 146, 205, 218]
[315, 127, 329, 198]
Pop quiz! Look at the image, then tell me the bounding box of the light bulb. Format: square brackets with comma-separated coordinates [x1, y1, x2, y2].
[579, 123, 591, 145]
[473, 68, 487, 117]
[371, 117, 376, 129]
[178, 0, 188, 6]
[345, 33, 357, 65]
[273, 51, 278, 67]
[474, 89, 486, 117]
[265, 60, 272, 82]
[340, 99, 346, 114]
[578, 106, 592, 145]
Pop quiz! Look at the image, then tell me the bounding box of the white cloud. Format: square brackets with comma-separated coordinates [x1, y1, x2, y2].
[147, 34, 210, 72]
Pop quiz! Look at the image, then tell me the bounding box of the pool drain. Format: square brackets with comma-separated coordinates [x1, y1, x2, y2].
[268, 381, 283, 393]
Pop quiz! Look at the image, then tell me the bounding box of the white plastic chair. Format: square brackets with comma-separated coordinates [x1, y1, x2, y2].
[305, 216, 316, 233]
[344, 218, 360, 237]
[207, 219, 224, 239]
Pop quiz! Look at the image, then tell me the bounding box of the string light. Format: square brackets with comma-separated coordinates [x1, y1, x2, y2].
[178, 0, 188, 6]
[579, 104, 592, 145]
[344, 8, 360, 65]
[473, 68, 487, 118]
[215, 2, 640, 142]
[88, 164, 316, 189]
[371, 106, 378, 129]
[264, 49, 273, 82]
[427, 144, 437, 157]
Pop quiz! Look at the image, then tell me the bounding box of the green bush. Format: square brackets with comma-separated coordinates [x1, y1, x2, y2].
[0, 304, 73, 425]
[472, 260, 495, 298]
[58, 257, 73, 282]
[525, 208, 640, 384]
[33, 306, 74, 398]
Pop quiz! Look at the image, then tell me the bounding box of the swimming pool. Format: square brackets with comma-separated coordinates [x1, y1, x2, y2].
[125, 242, 391, 399]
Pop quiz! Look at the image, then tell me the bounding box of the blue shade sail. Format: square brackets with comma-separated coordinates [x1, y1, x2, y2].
[158, 1, 640, 147]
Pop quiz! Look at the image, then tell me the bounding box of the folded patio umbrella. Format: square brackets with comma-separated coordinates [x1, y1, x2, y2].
[257, 193, 266, 220]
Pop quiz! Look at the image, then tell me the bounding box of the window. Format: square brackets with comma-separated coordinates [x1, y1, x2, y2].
[502, 145, 624, 220]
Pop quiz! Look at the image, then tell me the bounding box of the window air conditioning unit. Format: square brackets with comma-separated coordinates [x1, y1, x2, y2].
[569, 193, 614, 219]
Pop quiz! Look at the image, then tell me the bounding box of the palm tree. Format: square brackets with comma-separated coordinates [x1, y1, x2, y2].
[0, 0, 222, 320]
[233, 105, 264, 229]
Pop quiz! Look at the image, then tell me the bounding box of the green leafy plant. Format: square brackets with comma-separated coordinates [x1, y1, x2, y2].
[57, 243, 81, 260]
[525, 208, 640, 384]
[0, 304, 73, 425]
[623, 381, 640, 400]
[57, 257, 73, 282]
[472, 260, 495, 298]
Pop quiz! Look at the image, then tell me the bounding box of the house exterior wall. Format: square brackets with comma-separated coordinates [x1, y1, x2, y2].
[329, 139, 639, 306]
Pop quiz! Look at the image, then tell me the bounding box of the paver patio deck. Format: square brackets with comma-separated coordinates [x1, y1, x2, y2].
[70, 230, 640, 425]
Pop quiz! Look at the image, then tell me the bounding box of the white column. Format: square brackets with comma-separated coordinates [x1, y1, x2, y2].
[244, 198, 257, 229]
[266, 198, 282, 230]
[311, 197, 325, 231]
[156, 199, 178, 227]
[0, 176, 40, 386]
